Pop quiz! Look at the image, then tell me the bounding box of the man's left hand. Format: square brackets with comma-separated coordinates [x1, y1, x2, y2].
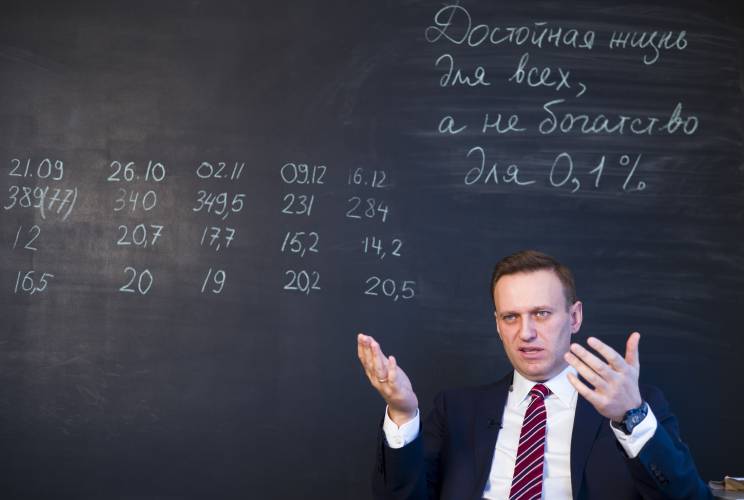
[564, 332, 643, 422]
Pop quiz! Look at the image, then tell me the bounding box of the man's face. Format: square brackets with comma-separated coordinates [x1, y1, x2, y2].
[493, 269, 582, 382]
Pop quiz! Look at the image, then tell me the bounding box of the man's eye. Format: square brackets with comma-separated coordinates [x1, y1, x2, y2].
[535, 310, 550, 318]
[502, 314, 516, 322]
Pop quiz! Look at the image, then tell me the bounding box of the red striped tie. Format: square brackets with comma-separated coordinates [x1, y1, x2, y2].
[509, 383, 550, 500]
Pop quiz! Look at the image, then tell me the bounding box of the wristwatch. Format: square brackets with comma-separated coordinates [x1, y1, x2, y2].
[611, 401, 649, 435]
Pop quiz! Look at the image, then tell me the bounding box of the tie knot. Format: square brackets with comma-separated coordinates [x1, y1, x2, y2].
[530, 383, 550, 400]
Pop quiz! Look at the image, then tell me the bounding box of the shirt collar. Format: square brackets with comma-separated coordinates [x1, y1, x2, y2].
[512, 364, 578, 410]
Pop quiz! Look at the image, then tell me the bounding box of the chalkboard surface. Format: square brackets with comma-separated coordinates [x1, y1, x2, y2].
[1, 0, 742, 498]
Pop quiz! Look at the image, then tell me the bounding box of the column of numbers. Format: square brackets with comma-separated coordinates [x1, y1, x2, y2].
[194, 161, 246, 294]
[6, 158, 67, 294]
[346, 167, 416, 303]
[108, 160, 166, 295]
[280, 162, 325, 295]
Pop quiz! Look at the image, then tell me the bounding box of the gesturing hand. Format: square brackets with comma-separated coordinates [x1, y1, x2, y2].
[357, 333, 418, 426]
[564, 332, 643, 422]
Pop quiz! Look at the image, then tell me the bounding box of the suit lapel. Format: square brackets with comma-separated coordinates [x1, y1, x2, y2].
[472, 373, 512, 498]
[570, 393, 604, 499]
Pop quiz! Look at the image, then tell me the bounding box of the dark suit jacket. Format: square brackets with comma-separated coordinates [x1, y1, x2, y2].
[372, 373, 710, 500]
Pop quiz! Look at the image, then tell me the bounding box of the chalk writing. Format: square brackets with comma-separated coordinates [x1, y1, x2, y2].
[280, 162, 323, 296]
[509, 52, 584, 96]
[364, 277, 416, 302]
[116, 224, 164, 248]
[196, 161, 245, 181]
[346, 197, 390, 223]
[281, 163, 326, 185]
[347, 167, 389, 188]
[119, 267, 154, 295]
[12, 225, 41, 251]
[462, 148, 648, 193]
[200, 226, 236, 252]
[438, 115, 468, 134]
[283, 269, 321, 295]
[4, 185, 78, 220]
[361, 236, 403, 260]
[201, 268, 227, 294]
[114, 189, 158, 212]
[539, 100, 698, 136]
[426, 6, 595, 50]
[481, 112, 525, 134]
[108, 161, 166, 182]
[464, 147, 535, 186]
[436, 54, 490, 87]
[281, 231, 319, 258]
[282, 193, 315, 216]
[609, 30, 688, 65]
[9, 158, 64, 180]
[14, 270, 54, 295]
[193, 191, 245, 219]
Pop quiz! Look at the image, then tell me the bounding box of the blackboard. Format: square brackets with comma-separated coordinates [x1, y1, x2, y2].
[1, 0, 742, 498]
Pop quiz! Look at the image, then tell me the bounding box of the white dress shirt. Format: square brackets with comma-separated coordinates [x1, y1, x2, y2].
[383, 365, 658, 499]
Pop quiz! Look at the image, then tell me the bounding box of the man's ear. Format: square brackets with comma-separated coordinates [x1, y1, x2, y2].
[494, 311, 502, 339]
[570, 300, 583, 334]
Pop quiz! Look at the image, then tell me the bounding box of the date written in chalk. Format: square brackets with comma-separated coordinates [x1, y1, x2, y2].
[464, 148, 647, 193]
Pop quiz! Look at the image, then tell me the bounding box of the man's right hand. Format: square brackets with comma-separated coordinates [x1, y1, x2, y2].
[357, 333, 418, 426]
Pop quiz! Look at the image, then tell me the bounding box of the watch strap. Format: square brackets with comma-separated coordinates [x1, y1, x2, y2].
[612, 401, 649, 435]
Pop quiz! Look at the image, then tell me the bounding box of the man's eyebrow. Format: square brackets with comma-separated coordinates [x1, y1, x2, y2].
[530, 305, 554, 312]
[496, 306, 554, 316]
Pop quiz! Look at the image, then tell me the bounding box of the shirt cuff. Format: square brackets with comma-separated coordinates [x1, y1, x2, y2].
[382, 406, 420, 449]
[611, 404, 658, 459]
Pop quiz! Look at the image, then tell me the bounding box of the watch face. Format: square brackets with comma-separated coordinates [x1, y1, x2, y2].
[625, 402, 648, 433]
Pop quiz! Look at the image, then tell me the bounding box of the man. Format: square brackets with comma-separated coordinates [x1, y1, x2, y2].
[358, 250, 710, 499]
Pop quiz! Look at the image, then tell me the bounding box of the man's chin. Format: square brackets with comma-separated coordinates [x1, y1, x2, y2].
[517, 364, 551, 382]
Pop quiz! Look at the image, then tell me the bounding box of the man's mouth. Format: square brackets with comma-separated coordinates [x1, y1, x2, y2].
[518, 347, 544, 358]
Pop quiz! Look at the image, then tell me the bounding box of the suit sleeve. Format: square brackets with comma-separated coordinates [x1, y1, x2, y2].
[372, 391, 447, 500]
[623, 385, 712, 499]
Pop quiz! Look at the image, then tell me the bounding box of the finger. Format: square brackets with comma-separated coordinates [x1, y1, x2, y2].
[387, 355, 398, 383]
[357, 333, 369, 363]
[564, 351, 607, 389]
[370, 341, 389, 381]
[362, 348, 388, 386]
[357, 334, 371, 364]
[359, 333, 375, 348]
[624, 332, 641, 369]
[567, 371, 603, 407]
[586, 336, 626, 371]
[360, 337, 380, 378]
[568, 343, 614, 380]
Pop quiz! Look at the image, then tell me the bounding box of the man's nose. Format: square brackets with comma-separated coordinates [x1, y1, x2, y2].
[518, 314, 537, 340]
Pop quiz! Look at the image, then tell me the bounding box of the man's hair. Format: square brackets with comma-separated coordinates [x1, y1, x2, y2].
[490, 250, 577, 308]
